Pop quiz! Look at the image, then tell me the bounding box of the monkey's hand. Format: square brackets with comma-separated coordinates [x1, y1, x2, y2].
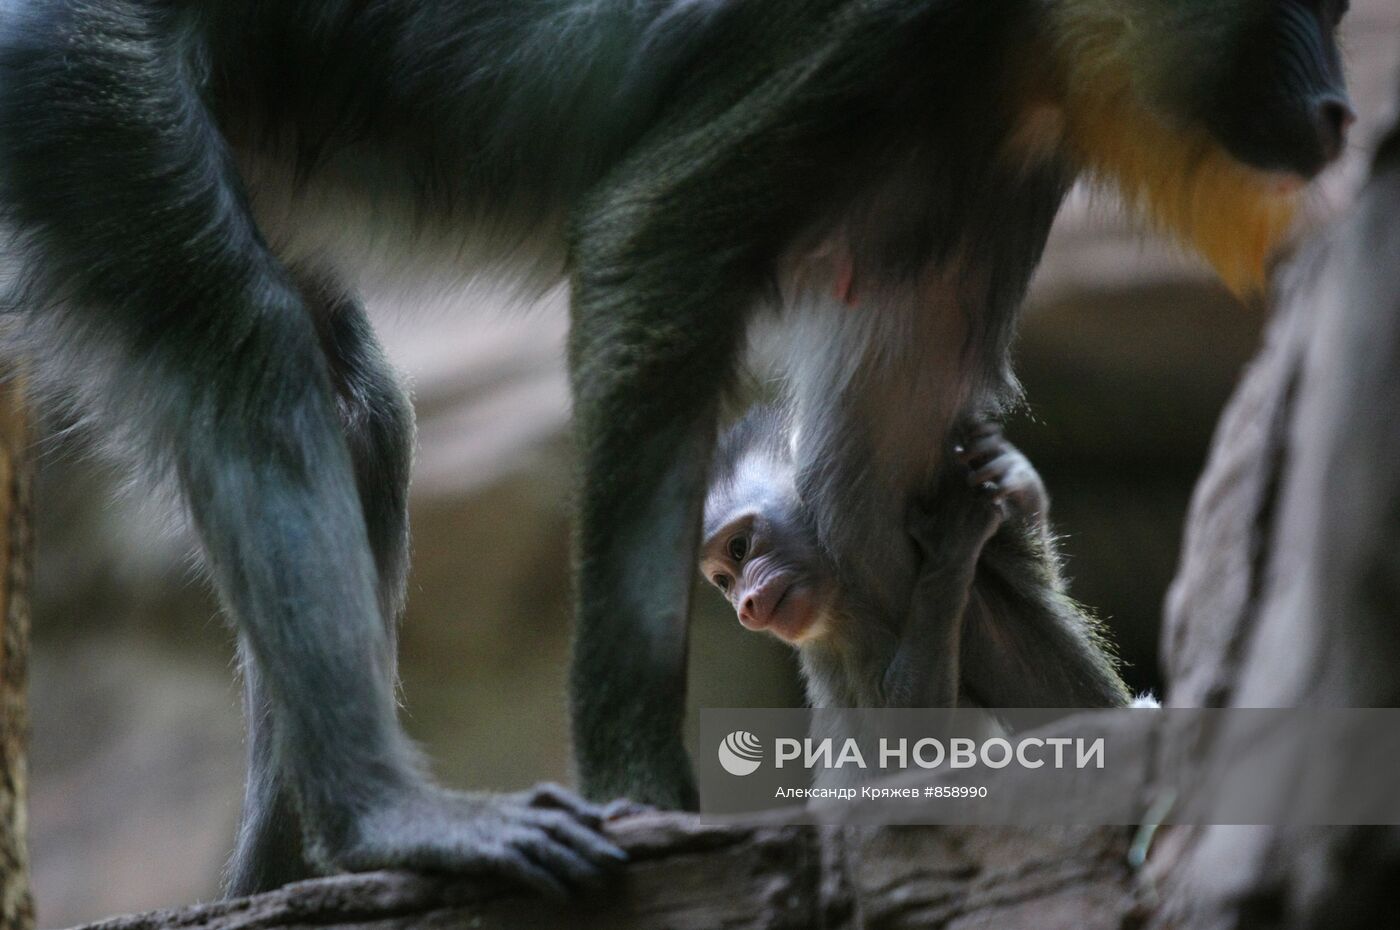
[955, 422, 1048, 526]
[907, 481, 1004, 582]
[319, 781, 628, 898]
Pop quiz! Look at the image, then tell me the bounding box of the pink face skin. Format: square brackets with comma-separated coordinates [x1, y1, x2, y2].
[700, 508, 835, 646]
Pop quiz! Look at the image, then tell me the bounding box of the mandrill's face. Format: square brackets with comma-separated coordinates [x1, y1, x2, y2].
[1149, 0, 1352, 180]
[1048, 0, 1353, 292]
[700, 451, 837, 647]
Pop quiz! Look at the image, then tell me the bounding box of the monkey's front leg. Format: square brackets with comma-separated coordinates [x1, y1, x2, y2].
[566, 201, 763, 807]
[567, 289, 752, 806]
[568, 408, 712, 809]
[882, 454, 1008, 707]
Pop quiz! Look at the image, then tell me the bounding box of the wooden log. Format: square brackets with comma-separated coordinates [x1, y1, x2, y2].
[0, 376, 34, 930]
[72, 817, 1136, 930]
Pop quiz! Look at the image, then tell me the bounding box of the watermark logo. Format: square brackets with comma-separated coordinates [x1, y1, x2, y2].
[718, 730, 763, 776]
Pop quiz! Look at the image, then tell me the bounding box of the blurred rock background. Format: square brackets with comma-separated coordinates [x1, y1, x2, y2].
[26, 4, 1399, 925]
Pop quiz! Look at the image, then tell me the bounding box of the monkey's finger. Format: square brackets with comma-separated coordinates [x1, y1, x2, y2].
[602, 798, 654, 821]
[400, 838, 573, 900]
[527, 808, 629, 864]
[970, 459, 1012, 487]
[513, 827, 612, 892]
[963, 435, 1008, 467]
[486, 844, 573, 900]
[957, 441, 1002, 470]
[524, 782, 608, 826]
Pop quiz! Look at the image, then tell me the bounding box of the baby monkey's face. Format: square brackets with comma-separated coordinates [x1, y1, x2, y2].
[701, 455, 836, 646]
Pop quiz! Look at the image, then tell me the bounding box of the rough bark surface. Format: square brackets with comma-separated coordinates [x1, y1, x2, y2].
[0, 377, 34, 930]
[75, 819, 1135, 930]
[1146, 96, 1400, 930]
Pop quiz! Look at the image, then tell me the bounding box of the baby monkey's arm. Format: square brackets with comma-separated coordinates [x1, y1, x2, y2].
[881, 424, 1038, 706]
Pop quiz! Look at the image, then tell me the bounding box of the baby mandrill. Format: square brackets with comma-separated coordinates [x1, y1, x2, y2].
[700, 406, 1130, 710]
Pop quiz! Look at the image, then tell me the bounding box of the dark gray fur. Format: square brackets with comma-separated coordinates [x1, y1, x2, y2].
[0, 0, 1348, 897]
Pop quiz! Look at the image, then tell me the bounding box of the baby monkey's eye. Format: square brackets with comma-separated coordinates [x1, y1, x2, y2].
[727, 535, 749, 562]
[713, 574, 731, 593]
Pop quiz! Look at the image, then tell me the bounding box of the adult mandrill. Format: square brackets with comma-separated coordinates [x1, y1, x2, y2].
[0, 0, 1350, 898]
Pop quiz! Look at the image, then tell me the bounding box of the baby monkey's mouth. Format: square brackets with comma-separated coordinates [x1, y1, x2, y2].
[765, 578, 825, 645]
[738, 572, 792, 632]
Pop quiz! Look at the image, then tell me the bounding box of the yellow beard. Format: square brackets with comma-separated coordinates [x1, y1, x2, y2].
[1050, 7, 1299, 295]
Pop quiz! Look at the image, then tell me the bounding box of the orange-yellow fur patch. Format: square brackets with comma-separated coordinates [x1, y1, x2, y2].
[1048, 8, 1299, 295]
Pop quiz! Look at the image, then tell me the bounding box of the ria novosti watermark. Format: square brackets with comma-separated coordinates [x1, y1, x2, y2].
[719, 729, 1104, 775]
[697, 708, 1400, 825]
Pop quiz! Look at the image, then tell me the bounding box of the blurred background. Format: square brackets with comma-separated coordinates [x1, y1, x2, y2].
[27, 4, 1399, 925]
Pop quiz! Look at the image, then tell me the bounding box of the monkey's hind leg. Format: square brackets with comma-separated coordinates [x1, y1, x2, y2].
[0, 3, 623, 895]
[226, 647, 309, 897]
[303, 280, 415, 631]
[226, 282, 416, 897]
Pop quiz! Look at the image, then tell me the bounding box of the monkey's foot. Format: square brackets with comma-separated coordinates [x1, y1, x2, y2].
[955, 422, 1047, 521]
[322, 782, 627, 898]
